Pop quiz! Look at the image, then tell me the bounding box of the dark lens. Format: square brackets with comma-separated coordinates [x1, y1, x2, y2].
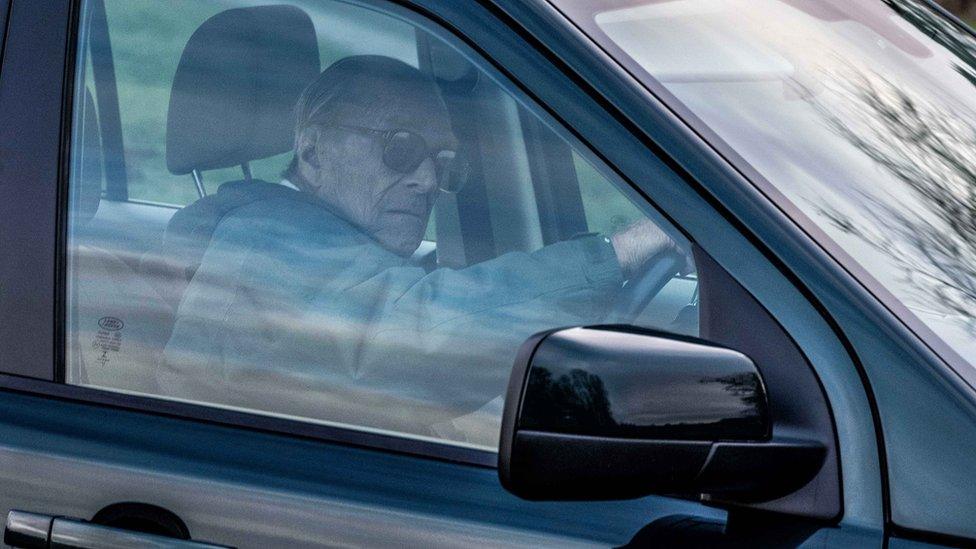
[434, 150, 468, 193]
[383, 131, 428, 174]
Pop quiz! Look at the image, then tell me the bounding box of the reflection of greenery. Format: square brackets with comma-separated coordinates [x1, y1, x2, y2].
[525, 365, 765, 437]
[574, 152, 644, 235]
[707, 372, 765, 418]
[885, 0, 976, 87]
[526, 367, 617, 430]
[815, 68, 976, 322]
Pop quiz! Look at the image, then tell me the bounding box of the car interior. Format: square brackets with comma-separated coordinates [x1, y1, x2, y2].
[67, 0, 699, 432]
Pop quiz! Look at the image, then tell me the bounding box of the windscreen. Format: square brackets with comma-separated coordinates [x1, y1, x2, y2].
[558, 0, 976, 373]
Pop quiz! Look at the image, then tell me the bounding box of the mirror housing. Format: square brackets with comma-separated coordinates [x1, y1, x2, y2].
[499, 326, 826, 502]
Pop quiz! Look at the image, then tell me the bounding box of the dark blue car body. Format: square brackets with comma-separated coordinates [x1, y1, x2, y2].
[0, 0, 974, 546]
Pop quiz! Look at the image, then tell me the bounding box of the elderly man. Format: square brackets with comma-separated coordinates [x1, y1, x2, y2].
[160, 55, 683, 440]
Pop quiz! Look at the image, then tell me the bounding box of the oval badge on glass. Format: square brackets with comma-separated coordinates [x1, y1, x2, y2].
[97, 317, 124, 331]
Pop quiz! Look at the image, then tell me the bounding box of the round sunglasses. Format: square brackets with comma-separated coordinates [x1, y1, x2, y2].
[337, 125, 468, 193]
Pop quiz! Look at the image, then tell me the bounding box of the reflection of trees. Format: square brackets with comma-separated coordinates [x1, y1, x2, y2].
[526, 367, 616, 431]
[934, 0, 976, 20]
[814, 67, 976, 322]
[707, 373, 765, 418]
[885, 0, 976, 87]
[524, 367, 766, 438]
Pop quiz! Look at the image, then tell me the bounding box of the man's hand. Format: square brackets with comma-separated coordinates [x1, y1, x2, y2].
[609, 218, 686, 279]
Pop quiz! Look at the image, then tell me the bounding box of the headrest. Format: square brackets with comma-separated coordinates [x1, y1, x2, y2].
[74, 87, 103, 225]
[166, 5, 320, 175]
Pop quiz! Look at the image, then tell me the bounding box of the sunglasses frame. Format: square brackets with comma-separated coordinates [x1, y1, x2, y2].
[336, 124, 465, 193]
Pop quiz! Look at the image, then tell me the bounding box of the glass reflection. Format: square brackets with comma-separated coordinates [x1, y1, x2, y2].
[572, 0, 976, 367]
[66, 0, 699, 453]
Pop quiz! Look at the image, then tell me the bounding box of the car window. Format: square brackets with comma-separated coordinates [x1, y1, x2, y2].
[575, 150, 644, 235]
[99, 0, 418, 206]
[65, 0, 696, 450]
[557, 0, 976, 375]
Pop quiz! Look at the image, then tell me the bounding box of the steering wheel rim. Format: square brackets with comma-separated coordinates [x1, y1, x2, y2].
[605, 250, 684, 325]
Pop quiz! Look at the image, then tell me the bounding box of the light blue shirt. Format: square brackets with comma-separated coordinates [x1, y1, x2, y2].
[161, 186, 623, 438]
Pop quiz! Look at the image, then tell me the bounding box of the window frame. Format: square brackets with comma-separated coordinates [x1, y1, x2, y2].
[0, 0, 11, 65]
[0, 0, 73, 380]
[0, 0, 858, 480]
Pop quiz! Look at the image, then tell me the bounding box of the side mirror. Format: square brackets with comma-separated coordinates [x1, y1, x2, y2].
[499, 326, 826, 502]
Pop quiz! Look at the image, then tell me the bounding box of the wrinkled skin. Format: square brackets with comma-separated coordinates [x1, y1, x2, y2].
[294, 77, 456, 257]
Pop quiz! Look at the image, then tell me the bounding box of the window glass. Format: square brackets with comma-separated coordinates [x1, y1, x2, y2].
[557, 0, 976, 373]
[575, 151, 643, 235]
[103, 0, 418, 205]
[66, 0, 696, 450]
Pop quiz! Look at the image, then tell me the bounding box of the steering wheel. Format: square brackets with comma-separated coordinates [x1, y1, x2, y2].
[605, 250, 685, 325]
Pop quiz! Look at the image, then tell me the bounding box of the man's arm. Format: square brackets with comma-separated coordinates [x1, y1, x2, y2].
[325, 235, 623, 425]
[339, 219, 685, 428]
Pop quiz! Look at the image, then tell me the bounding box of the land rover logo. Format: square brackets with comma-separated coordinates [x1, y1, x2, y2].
[98, 317, 124, 331]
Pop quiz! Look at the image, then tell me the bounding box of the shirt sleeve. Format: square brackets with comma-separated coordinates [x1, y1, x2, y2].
[323, 234, 624, 428]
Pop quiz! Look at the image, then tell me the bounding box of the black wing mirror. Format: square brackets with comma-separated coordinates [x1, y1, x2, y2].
[499, 326, 826, 502]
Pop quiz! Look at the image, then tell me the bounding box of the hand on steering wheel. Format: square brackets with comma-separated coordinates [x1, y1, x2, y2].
[605, 249, 685, 325]
[604, 219, 688, 324]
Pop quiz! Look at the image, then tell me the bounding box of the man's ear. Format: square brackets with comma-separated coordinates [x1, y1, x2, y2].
[296, 126, 324, 170]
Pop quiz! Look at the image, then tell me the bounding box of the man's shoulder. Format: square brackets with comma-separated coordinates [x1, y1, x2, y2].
[217, 179, 327, 217]
[161, 180, 364, 272]
[233, 184, 359, 236]
[172, 179, 346, 235]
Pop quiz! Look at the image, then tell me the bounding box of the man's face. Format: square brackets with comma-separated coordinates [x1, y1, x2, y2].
[298, 84, 456, 257]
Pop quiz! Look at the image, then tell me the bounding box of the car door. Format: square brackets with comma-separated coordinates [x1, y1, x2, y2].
[0, 0, 888, 547]
[529, 1, 976, 545]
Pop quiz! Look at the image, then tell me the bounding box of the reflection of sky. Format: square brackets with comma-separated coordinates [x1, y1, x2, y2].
[66, 228, 633, 451]
[598, 0, 976, 363]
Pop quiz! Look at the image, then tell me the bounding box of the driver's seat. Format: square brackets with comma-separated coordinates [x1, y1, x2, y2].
[139, 5, 320, 309]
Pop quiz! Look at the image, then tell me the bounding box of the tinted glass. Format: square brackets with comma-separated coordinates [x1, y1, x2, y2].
[556, 0, 976, 375]
[66, 0, 695, 450]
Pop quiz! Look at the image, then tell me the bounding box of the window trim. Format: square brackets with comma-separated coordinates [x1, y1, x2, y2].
[0, 0, 73, 380]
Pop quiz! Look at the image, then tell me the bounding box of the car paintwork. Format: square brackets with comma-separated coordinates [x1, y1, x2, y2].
[0, 390, 723, 547]
[0, 0, 970, 546]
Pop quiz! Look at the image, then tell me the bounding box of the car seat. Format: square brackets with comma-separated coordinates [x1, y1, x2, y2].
[139, 5, 320, 308]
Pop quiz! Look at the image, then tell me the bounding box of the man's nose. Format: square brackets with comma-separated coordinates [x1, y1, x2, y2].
[402, 157, 438, 194]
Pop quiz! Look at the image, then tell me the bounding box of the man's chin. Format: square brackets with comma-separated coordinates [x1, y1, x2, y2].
[373, 231, 423, 257]
[373, 216, 427, 256]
